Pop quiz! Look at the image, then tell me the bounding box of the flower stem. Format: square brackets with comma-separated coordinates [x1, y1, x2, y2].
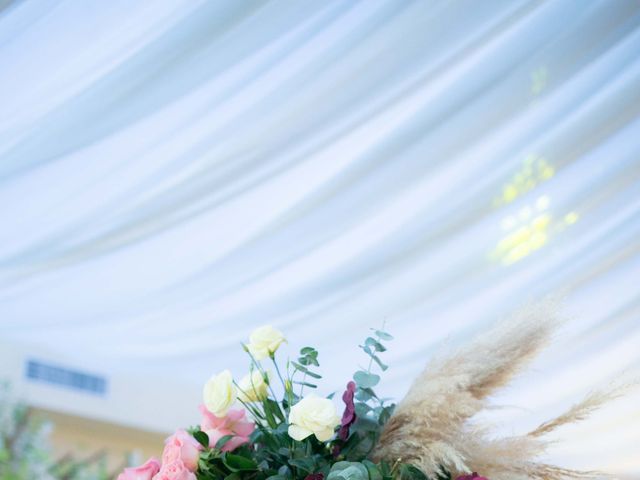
[271, 354, 294, 411]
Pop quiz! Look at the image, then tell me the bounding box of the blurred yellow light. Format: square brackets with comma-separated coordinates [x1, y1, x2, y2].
[493, 206, 552, 266]
[533, 214, 551, 231]
[496, 155, 555, 206]
[540, 165, 555, 179]
[564, 212, 579, 224]
[503, 185, 518, 203]
[493, 180, 565, 265]
[505, 243, 531, 264]
[529, 232, 547, 249]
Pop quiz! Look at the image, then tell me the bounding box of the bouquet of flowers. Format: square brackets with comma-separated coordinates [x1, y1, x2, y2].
[118, 304, 628, 480]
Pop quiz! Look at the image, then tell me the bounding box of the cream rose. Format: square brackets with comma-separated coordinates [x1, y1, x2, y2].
[246, 325, 286, 360]
[238, 370, 270, 402]
[288, 395, 340, 442]
[203, 370, 236, 417]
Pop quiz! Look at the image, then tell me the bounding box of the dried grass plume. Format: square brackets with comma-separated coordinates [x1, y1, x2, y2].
[372, 301, 627, 480]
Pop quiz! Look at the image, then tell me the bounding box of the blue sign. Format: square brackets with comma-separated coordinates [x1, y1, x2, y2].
[25, 360, 107, 396]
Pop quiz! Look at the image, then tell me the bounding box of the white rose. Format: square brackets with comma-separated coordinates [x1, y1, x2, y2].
[203, 370, 236, 417]
[246, 325, 286, 360]
[238, 370, 270, 402]
[288, 395, 340, 442]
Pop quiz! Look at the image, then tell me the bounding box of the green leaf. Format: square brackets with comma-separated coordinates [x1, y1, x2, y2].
[224, 473, 242, 480]
[289, 458, 317, 473]
[353, 370, 380, 388]
[215, 434, 235, 450]
[264, 398, 286, 422]
[370, 354, 388, 371]
[263, 401, 278, 428]
[193, 430, 209, 448]
[278, 465, 292, 477]
[300, 347, 316, 355]
[277, 447, 291, 457]
[373, 330, 394, 341]
[267, 476, 288, 480]
[435, 466, 452, 480]
[378, 405, 395, 425]
[352, 417, 379, 433]
[355, 387, 377, 402]
[398, 464, 427, 480]
[354, 403, 372, 416]
[221, 453, 258, 472]
[292, 380, 318, 388]
[327, 462, 369, 480]
[362, 460, 383, 480]
[364, 337, 387, 352]
[201, 461, 228, 479]
[291, 361, 322, 378]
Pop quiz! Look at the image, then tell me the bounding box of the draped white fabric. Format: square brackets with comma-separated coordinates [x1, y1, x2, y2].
[1, 0, 639, 475]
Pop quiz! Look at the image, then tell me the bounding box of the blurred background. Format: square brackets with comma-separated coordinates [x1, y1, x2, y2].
[1, 0, 639, 478]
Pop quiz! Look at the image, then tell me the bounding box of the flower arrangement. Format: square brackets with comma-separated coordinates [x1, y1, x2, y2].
[119, 325, 416, 480]
[118, 305, 630, 480]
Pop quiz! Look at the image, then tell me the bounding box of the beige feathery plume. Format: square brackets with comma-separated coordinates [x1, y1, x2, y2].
[372, 301, 626, 480]
[527, 385, 630, 438]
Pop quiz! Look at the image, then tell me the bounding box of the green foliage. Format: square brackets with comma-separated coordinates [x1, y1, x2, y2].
[334, 326, 396, 463]
[291, 347, 322, 392]
[0, 381, 113, 480]
[327, 462, 369, 480]
[353, 371, 380, 389]
[193, 327, 445, 480]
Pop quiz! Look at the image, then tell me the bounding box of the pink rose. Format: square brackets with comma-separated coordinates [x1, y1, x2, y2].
[456, 474, 488, 480]
[117, 458, 160, 480]
[199, 405, 255, 451]
[162, 429, 202, 472]
[152, 460, 196, 480]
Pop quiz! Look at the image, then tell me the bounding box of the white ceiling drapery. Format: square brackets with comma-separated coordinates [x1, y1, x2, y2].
[1, 0, 639, 475]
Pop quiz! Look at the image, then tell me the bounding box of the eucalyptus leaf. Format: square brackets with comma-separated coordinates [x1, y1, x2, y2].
[327, 462, 369, 480]
[373, 330, 394, 341]
[289, 457, 317, 473]
[362, 460, 383, 480]
[364, 337, 386, 352]
[352, 417, 379, 433]
[354, 403, 372, 416]
[370, 354, 388, 371]
[292, 380, 318, 388]
[278, 465, 292, 477]
[355, 387, 377, 401]
[353, 371, 380, 388]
